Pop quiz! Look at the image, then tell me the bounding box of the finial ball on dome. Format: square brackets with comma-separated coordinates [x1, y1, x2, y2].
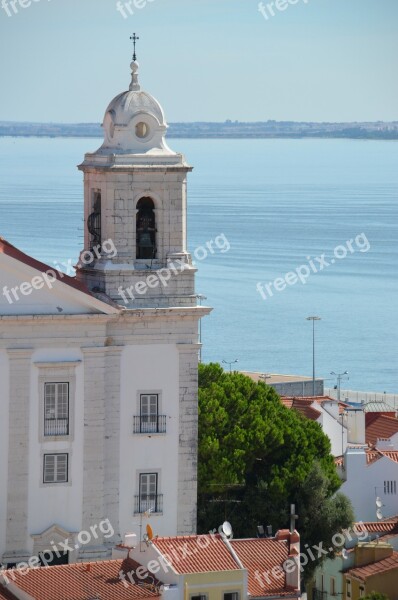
[130, 61, 139, 73]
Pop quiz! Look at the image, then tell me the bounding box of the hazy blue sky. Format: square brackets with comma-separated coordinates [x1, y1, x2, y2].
[0, 0, 397, 123]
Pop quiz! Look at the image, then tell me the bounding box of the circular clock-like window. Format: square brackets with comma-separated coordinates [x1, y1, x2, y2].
[136, 122, 149, 139]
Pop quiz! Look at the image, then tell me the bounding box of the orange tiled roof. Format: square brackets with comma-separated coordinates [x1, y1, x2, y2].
[347, 551, 398, 581]
[0, 558, 161, 600]
[366, 413, 398, 445]
[280, 397, 321, 421]
[356, 520, 398, 538]
[335, 448, 398, 466]
[230, 538, 297, 597]
[367, 449, 398, 465]
[153, 534, 239, 574]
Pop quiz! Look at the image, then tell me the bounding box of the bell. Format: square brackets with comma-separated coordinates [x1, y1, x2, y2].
[138, 232, 153, 249]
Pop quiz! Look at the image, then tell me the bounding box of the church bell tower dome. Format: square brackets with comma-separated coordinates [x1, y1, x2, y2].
[101, 60, 174, 155]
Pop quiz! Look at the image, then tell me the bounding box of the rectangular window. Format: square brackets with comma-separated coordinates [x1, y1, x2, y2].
[44, 382, 69, 436]
[191, 596, 207, 600]
[140, 394, 158, 431]
[43, 454, 68, 484]
[359, 587, 365, 598]
[139, 473, 158, 513]
[224, 594, 239, 600]
[346, 579, 351, 598]
[384, 480, 397, 494]
[320, 575, 324, 592]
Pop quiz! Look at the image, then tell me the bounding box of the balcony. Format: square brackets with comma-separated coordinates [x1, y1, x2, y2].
[134, 494, 163, 514]
[313, 590, 328, 600]
[133, 415, 166, 434]
[44, 418, 69, 436]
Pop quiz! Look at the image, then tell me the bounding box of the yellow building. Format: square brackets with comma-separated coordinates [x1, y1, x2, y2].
[344, 543, 398, 600]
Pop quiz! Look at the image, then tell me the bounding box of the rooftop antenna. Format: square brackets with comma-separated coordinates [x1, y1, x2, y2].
[130, 33, 140, 61]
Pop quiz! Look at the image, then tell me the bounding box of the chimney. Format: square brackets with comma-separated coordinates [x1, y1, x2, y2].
[345, 408, 365, 444]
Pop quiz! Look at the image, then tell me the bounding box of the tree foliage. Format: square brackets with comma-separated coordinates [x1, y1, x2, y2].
[363, 593, 390, 600]
[197, 363, 354, 581]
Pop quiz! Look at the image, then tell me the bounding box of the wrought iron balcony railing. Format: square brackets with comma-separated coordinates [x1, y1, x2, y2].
[44, 418, 69, 436]
[134, 494, 163, 515]
[133, 415, 166, 434]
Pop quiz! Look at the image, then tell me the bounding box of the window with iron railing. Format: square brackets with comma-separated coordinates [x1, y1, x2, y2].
[133, 394, 166, 434]
[134, 473, 163, 514]
[44, 382, 69, 436]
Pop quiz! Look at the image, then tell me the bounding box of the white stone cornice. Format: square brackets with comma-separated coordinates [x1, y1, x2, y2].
[6, 348, 33, 358]
[33, 360, 82, 368]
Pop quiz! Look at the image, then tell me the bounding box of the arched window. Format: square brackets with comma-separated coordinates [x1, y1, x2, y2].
[87, 191, 101, 251]
[136, 197, 156, 259]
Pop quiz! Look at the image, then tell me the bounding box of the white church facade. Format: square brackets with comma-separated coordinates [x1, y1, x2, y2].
[0, 49, 209, 567]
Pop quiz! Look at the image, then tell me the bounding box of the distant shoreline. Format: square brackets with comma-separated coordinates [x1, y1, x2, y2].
[1, 120, 398, 140]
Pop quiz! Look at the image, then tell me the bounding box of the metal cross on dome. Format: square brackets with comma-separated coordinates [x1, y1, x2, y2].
[130, 33, 140, 61]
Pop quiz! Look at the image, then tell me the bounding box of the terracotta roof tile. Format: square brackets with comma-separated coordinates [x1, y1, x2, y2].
[353, 519, 398, 536]
[366, 414, 398, 445]
[347, 551, 398, 581]
[153, 535, 239, 574]
[230, 538, 296, 597]
[367, 449, 398, 465]
[1, 558, 161, 600]
[280, 397, 322, 421]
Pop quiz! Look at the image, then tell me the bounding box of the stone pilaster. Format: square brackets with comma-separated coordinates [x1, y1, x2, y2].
[3, 349, 32, 564]
[79, 347, 108, 560]
[103, 346, 122, 547]
[176, 344, 200, 535]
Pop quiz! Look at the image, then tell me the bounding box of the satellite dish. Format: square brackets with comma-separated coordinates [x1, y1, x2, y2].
[376, 508, 384, 520]
[222, 521, 233, 538]
[341, 548, 349, 560]
[146, 523, 154, 541]
[376, 497, 383, 508]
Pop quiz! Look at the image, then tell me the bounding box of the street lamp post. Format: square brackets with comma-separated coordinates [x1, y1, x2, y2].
[306, 316, 321, 397]
[330, 370, 349, 402]
[222, 359, 238, 373]
[196, 294, 207, 363]
[259, 373, 271, 383]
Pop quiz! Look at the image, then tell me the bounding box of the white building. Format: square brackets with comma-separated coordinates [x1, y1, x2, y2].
[338, 441, 398, 522]
[0, 53, 210, 567]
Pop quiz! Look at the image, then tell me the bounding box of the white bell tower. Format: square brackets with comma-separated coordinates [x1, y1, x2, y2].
[77, 49, 195, 308]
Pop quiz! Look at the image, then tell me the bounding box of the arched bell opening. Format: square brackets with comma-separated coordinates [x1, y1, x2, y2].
[136, 197, 156, 259]
[87, 191, 101, 252]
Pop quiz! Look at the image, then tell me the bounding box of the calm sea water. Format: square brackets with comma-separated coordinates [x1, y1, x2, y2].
[0, 137, 397, 392]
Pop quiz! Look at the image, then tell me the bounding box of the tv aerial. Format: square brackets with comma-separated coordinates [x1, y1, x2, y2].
[376, 497, 383, 508]
[222, 521, 233, 539]
[376, 508, 384, 520]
